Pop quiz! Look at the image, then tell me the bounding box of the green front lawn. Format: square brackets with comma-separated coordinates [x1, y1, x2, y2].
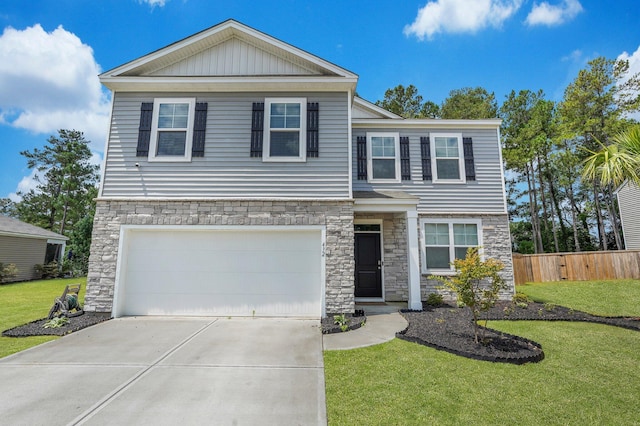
[325, 279, 640, 425]
[0, 278, 87, 359]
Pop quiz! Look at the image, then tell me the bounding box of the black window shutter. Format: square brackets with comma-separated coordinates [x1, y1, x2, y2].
[191, 102, 208, 157]
[357, 136, 367, 180]
[463, 137, 476, 181]
[400, 136, 411, 180]
[420, 136, 432, 181]
[136, 102, 153, 157]
[250, 102, 264, 157]
[307, 102, 319, 158]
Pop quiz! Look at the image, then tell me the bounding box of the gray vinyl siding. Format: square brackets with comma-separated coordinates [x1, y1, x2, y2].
[617, 183, 640, 249]
[352, 128, 506, 213]
[101, 92, 350, 199]
[0, 235, 45, 282]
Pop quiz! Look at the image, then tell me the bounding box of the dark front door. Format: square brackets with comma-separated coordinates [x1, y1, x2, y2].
[355, 233, 382, 298]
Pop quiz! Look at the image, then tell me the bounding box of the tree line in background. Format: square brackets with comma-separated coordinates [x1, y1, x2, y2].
[1, 130, 99, 275]
[376, 56, 640, 253]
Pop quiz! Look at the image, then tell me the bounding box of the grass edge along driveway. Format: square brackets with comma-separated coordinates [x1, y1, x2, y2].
[0, 278, 87, 359]
[324, 279, 640, 425]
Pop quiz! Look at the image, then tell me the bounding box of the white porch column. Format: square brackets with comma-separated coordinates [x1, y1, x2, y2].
[406, 210, 422, 310]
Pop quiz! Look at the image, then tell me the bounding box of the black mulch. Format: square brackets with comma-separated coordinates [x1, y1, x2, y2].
[397, 301, 640, 365]
[2, 312, 111, 337]
[322, 311, 367, 334]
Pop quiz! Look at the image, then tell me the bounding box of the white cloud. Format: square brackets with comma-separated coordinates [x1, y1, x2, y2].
[8, 169, 39, 202]
[526, 0, 583, 26]
[0, 24, 110, 150]
[561, 49, 582, 62]
[404, 0, 524, 40]
[139, 0, 167, 7]
[617, 45, 640, 121]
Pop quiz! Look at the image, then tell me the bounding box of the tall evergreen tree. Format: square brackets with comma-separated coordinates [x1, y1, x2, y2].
[16, 130, 99, 236]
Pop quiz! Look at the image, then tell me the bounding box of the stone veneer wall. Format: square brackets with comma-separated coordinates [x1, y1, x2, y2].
[85, 200, 355, 314]
[354, 213, 409, 302]
[420, 213, 515, 301]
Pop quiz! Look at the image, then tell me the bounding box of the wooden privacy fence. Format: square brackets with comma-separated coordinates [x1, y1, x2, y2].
[512, 250, 640, 285]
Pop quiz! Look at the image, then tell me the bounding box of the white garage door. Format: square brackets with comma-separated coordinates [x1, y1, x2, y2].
[113, 227, 324, 318]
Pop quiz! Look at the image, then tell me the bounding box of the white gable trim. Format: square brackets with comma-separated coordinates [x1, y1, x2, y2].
[101, 20, 358, 81]
[352, 97, 402, 119]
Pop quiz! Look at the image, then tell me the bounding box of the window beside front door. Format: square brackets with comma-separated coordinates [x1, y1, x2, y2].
[421, 219, 482, 273]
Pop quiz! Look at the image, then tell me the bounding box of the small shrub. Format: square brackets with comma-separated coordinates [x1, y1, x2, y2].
[0, 262, 19, 283]
[425, 293, 444, 306]
[43, 316, 69, 329]
[544, 302, 556, 312]
[516, 301, 529, 309]
[35, 261, 62, 279]
[333, 314, 349, 332]
[503, 305, 515, 316]
[456, 299, 466, 308]
[512, 292, 531, 305]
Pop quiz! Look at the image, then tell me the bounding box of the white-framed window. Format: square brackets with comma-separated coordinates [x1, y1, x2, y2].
[420, 218, 482, 274]
[367, 132, 400, 183]
[149, 98, 196, 162]
[430, 133, 465, 183]
[263, 98, 307, 162]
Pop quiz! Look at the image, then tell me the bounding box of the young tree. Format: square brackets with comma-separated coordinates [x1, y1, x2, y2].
[16, 130, 99, 236]
[441, 87, 498, 119]
[435, 247, 506, 344]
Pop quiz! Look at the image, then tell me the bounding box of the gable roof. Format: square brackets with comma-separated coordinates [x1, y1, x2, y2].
[0, 216, 68, 241]
[100, 19, 358, 93]
[352, 97, 402, 119]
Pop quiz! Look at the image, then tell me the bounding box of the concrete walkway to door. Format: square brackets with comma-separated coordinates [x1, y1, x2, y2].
[0, 317, 326, 425]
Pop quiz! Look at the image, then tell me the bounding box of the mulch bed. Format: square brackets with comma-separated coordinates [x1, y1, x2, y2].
[398, 301, 640, 365]
[2, 312, 111, 337]
[322, 311, 367, 334]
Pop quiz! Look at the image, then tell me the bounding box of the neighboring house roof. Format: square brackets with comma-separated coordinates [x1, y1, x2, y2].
[100, 19, 359, 94]
[0, 216, 68, 241]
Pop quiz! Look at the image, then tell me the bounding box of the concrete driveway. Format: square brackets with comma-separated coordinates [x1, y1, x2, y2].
[0, 317, 326, 425]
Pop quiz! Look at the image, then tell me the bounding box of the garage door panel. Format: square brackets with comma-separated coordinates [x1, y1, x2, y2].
[116, 228, 323, 318]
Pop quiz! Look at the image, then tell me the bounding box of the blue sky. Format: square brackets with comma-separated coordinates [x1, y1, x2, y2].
[1, 0, 639, 199]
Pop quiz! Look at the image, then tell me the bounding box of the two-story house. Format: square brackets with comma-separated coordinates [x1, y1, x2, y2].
[85, 20, 514, 318]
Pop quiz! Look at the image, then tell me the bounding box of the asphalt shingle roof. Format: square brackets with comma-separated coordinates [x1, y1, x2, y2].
[0, 216, 68, 240]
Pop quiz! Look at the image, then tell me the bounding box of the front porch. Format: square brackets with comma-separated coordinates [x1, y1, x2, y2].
[353, 191, 422, 310]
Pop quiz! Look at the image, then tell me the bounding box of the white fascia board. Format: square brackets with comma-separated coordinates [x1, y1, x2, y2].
[352, 118, 502, 129]
[96, 196, 353, 202]
[99, 76, 358, 93]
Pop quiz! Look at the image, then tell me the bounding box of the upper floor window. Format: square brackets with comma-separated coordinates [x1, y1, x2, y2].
[431, 133, 465, 183]
[367, 132, 400, 183]
[264, 98, 307, 162]
[149, 98, 196, 162]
